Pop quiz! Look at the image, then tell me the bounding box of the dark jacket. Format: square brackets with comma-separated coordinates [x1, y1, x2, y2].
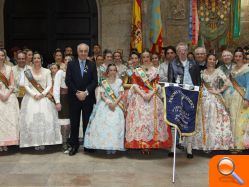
[65, 59, 98, 104]
[168, 58, 201, 86]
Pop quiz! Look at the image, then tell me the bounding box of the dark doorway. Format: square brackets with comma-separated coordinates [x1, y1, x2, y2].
[4, 0, 98, 66]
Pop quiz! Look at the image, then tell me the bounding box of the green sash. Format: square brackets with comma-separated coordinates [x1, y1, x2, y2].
[135, 67, 154, 90]
[102, 79, 124, 111]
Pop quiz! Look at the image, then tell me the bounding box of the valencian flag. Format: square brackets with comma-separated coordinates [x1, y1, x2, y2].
[231, 0, 241, 39]
[150, 0, 163, 54]
[130, 0, 142, 53]
[163, 83, 200, 137]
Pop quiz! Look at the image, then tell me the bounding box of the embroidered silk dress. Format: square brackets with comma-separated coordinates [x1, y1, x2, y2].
[125, 67, 172, 149]
[192, 69, 234, 150]
[19, 68, 62, 147]
[84, 78, 125, 151]
[223, 64, 249, 150]
[0, 64, 19, 146]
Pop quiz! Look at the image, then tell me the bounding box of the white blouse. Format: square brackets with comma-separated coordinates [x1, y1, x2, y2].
[24, 68, 52, 97]
[53, 69, 68, 104]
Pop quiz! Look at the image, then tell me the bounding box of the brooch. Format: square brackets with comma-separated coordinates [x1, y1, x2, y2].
[84, 65, 88, 73]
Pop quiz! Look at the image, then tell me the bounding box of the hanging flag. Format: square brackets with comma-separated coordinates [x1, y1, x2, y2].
[130, 0, 142, 53]
[232, 0, 241, 39]
[191, 0, 199, 46]
[150, 0, 163, 54]
[188, 0, 193, 40]
[163, 83, 200, 137]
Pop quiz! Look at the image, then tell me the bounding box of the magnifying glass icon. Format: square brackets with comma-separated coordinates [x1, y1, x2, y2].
[217, 157, 244, 185]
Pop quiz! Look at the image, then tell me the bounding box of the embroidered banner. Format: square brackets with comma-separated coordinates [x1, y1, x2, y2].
[163, 83, 200, 137]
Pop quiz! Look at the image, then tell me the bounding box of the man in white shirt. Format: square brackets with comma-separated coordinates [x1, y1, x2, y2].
[12, 51, 31, 107]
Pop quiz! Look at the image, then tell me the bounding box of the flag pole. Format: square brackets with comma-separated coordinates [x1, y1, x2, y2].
[172, 127, 177, 183]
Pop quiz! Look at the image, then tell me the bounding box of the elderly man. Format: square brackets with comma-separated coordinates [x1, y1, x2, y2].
[168, 42, 200, 159]
[194, 47, 207, 71]
[65, 43, 98, 156]
[12, 51, 31, 107]
[219, 50, 235, 76]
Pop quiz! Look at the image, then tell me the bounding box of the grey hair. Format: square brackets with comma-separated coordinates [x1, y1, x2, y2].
[176, 42, 188, 52]
[222, 50, 233, 58]
[194, 47, 207, 54]
[77, 43, 89, 52]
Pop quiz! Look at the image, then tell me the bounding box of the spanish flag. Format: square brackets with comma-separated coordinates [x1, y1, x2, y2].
[130, 0, 142, 53]
[150, 0, 163, 54]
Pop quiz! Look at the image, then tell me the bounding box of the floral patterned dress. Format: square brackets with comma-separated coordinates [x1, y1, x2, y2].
[84, 78, 125, 151]
[0, 64, 19, 146]
[19, 68, 62, 147]
[223, 64, 249, 150]
[125, 66, 172, 149]
[192, 69, 234, 150]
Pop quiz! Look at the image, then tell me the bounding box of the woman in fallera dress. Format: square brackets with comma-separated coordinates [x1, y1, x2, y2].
[53, 49, 64, 68]
[192, 54, 234, 150]
[95, 50, 113, 102]
[151, 53, 160, 72]
[224, 48, 249, 150]
[0, 49, 19, 152]
[19, 52, 62, 150]
[84, 64, 125, 154]
[25, 49, 33, 67]
[113, 51, 127, 79]
[125, 51, 172, 153]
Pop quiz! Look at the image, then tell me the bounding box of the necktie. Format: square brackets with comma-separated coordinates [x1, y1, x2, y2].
[80, 61, 85, 78]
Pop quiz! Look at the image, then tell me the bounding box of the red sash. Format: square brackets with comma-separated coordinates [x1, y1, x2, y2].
[0, 71, 9, 89]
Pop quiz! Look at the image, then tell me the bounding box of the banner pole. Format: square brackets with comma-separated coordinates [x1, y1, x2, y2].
[172, 127, 177, 183]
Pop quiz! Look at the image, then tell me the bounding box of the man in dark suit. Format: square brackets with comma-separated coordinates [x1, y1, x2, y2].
[65, 43, 98, 156]
[168, 42, 200, 159]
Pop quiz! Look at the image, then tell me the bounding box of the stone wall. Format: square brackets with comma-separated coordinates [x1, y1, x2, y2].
[0, 0, 248, 58]
[99, 0, 132, 59]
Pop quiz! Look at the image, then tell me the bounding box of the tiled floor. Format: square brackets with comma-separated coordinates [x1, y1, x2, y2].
[0, 146, 210, 187]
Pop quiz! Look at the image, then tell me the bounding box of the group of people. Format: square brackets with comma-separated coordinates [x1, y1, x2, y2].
[0, 42, 249, 159]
